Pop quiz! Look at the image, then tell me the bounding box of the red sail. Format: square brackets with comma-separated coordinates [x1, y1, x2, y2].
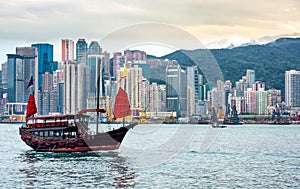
[113, 88, 131, 120]
[26, 94, 37, 118]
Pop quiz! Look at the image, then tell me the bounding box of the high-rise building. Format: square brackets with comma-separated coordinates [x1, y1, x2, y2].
[87, 55, 103, 96]
[61, 39, 75, 62]
[210, 80, 225, 112]
[285, 70, 300, 108]
[53, 70, 64, 92]
[187, 86, 195, 116]
[40, 93, 50, 115]
[7, 54, 24, 103]
[101, 51, 110, 79]
[132, 63, 151, 80]
[64, 63, 78, 114]
[1, 62, 7, 89]
[77, 64, 89, 110]
[16, 47, 38, 101]
[224, 80, 232, 114]
[139, 78, 149, 111]
[256, 89, 268, 114]
[187, 66, 199, 116]
[126, 65, 143, 109]
[49, 90, 58, 113]
[88, 41, 101, 55]
[149, 83, 159, 113]
[235, 75, 247, 97]
[76, 39, 88, 65]
[57, 82, 64, 113]
[7, 47, 38, 103]
[166, 62, 187, 117]
[246, 69, 255, 88]
[113, 52, 122, 78]
[31, 43, 55, 90]
[124, 50, 146, 63]
[31, 43, 58, 114]
[42, 72, 53, 92]
[252, 81, 265, 91]
[39, 72, 56, 115]
[228, 94, 246, 114]
[267, 89, 281, 107]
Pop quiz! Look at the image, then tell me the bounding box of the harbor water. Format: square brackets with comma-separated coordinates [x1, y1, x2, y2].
[0, 123, 299, 188]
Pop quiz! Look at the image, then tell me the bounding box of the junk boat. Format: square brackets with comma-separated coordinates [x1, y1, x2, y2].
[19, 60, 137, 152]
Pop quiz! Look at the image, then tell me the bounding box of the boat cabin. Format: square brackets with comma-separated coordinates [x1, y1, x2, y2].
[22, 114, 80, 139]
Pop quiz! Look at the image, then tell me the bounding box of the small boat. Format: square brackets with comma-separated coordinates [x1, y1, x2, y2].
[162, 111, 178, 124]
[210, 106, 227, 128]
[162, 117, 178, 124]
[0, 115, 26, 124]
[19, 60, 137, 152]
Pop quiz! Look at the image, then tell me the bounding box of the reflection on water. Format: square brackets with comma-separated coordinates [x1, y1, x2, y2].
[18, 150, 136, 188]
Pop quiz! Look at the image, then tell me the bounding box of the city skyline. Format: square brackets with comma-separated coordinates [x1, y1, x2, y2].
[1, 38, 299, 118]
[1, 0, 300, 63]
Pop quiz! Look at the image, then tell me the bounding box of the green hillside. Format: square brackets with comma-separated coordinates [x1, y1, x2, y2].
[152, 38, 300, 99]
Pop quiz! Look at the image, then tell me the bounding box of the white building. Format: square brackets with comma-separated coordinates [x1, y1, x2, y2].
[285, 70, 300, 108]
[64, 63, 78, 114]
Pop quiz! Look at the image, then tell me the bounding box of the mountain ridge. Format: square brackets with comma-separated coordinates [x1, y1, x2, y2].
[148, 37, 300, 100]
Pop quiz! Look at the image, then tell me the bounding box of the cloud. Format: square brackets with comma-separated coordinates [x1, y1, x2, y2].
[0, 0, 299, 62]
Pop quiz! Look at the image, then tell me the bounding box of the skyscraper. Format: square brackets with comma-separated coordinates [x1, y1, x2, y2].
[267, 89, 281, 107]
[53, 70, 64, 92]
[88, 41, 101, 55]
[126, 65, 143, 109]
[210, 80, 225, 113]
[246, 69, 255, 88]
[285, 70, 300, 108]
[149, 83, 161, 113]
[7, 54, 24, 102]
[244, 88, 256, 113]
[76, 39, 88, 65]
[113, 52, 122, 78]
[1, 62, 7, 89]
[58, 82, 64, 113]
[101, 51, 110, 79]
[87, 55, 103, 96]
[31, 43, 54, 90]
[64, 63, 78, 114]
[6, 47, 38, 103]
[256, 89, 268, 115]
[77, 64, 89, 110]
[16, 47, 38, 101]
[187, 66, 199, 115]
[40, 72, 54, 115]
[166, 62, 187, 117]
[62, 39, 75, 62]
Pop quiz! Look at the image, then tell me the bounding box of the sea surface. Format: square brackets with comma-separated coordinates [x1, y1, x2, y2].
[0, 123, 299, 188]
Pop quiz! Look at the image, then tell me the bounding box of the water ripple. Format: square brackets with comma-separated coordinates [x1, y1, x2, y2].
[0, 124, 299, 188]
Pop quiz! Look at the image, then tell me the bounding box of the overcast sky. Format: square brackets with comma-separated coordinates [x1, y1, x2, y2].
[0, 0, 299, 63]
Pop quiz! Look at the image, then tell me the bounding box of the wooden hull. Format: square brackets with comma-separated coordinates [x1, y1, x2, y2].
[19, 123, 137, 153]
[35, 145, 120, 153]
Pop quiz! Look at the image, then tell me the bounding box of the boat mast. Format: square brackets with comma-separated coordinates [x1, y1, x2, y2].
[122, 65, 127, 127]
[96, 58, 101, 134]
